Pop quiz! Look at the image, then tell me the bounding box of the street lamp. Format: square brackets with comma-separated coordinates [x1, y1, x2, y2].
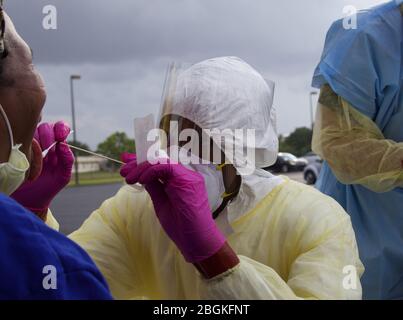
[309, 91, 318, 130]
[70, 74, 81, 186]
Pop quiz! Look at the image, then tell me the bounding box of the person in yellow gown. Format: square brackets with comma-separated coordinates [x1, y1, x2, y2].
[15, 57, 364, 300]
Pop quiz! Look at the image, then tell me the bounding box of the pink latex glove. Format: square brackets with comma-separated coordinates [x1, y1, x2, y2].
[12, 121, 74, 218]
[120, 155, 226, 263]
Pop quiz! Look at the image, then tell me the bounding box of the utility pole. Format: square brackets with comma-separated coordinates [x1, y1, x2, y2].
[70, 75, 81, 186]
[309, 91, 318, 130]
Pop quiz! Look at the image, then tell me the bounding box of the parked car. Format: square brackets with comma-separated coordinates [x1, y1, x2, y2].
[304, 158, 323, 185]
[302, 152, 321, 164]
[266, 152, 308, 173]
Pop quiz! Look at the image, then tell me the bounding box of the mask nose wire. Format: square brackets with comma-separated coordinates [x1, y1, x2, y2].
[0, 103, 14, 152]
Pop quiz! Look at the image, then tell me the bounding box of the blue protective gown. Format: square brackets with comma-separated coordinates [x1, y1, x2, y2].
[312, 0, 403, 299]
[0, 193, 112, 300]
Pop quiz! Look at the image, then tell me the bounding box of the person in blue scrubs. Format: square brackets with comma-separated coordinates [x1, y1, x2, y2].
[0, 7, 111, 299]
[0, 194, 112, 299]
[312, 1, 403, 299]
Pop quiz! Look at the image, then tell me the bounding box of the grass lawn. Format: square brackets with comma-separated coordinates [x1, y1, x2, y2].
[68, 171, 124, 187]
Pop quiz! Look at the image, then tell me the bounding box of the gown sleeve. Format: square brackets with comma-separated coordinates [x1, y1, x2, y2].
[312, 85, 403, 193]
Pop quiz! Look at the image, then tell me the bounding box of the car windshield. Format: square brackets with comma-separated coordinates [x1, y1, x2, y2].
[281, 153, 298, 161]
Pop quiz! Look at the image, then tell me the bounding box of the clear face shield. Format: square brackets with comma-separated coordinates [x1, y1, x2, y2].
[158, 62, 218, 165]
[157, 62, 240, 218]
[154, 57, 278, 219]
[157, 58, 278, 175]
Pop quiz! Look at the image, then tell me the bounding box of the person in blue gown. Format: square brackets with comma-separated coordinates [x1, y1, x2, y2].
[312, 0, 403, 299]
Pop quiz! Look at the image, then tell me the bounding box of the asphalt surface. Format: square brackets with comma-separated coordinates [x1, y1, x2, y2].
[51, 182, 124, 235]
[52, 172, 306, 235]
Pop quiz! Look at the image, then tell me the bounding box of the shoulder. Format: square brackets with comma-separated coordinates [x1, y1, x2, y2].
[313, 2, 401, 116]
[275, 179, 352, 231]
[0, 194, 111, 299]
[98, 184, 154, 220]
[0, 193, 28, 218]
[325, 2, 400, 45]
[272, 180, 358, 253]
[70, 184, 156, 242]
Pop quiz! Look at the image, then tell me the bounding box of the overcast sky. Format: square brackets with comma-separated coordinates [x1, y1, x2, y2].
[6, 0, 386, 149]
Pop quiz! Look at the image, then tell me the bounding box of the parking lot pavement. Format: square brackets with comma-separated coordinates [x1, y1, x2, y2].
[51, 183, 123, 235]
[51, 171, 307, 235]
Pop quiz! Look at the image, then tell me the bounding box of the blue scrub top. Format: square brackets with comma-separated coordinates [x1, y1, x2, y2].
[0, 193, 112, 300]
[313, 1, 403, 300]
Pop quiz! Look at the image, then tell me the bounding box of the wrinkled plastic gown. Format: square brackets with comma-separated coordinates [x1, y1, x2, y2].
[312, 85, 403, 193]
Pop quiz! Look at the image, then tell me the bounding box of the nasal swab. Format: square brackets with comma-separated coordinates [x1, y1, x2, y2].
[40, 130, 124, 165]
[66, 144, 124, 165]
[41, 130, 75, 158]
[66, 144, 146, 190]
[39, 128, 160, 190]
[41, 141, 58, 158]
[67, 143, 144, 189]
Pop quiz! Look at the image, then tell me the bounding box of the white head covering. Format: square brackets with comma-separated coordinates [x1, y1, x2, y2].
[160, 56, 285, 224]
[161, 56, 279, 174]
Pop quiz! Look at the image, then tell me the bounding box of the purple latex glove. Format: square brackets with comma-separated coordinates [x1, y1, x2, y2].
[12, 121, 74, 218]
[121, 152, 137, 164]
[120, 156, 226, 263]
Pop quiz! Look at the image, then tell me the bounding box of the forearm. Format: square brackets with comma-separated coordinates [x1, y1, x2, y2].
[194, 242, 240, 279]
[200, 226, 363, 300]
[199, 256, 300, 300]
[312, 85, 403, 192]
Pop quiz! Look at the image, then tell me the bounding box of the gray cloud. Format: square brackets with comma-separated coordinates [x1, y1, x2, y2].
[5, 0, 385, 148]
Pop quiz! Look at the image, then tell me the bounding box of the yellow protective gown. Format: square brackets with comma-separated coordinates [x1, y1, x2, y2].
[312, 85, 403, 193]
[68, 177, 364, 300]
[45, 211, 60, 231]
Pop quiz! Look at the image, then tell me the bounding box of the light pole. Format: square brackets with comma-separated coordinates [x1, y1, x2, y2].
[309, 91, 318, 130]
[70, 74, 81, 186]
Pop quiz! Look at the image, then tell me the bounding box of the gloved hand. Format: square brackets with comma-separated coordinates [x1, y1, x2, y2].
[12, 121, 74, 219]
[120, 155, 226, 263]
[121, 152, 137, 164]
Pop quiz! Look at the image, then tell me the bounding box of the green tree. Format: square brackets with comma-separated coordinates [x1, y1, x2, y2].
[279, 127, 313, 157]
[67, 140, 91, 156]
[96, 132, 136, 169]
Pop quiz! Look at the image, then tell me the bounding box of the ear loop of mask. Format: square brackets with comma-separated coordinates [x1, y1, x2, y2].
[0, 8, 11, 153]
[212, 163, 240, 220]
[0, 103, 14, 154]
